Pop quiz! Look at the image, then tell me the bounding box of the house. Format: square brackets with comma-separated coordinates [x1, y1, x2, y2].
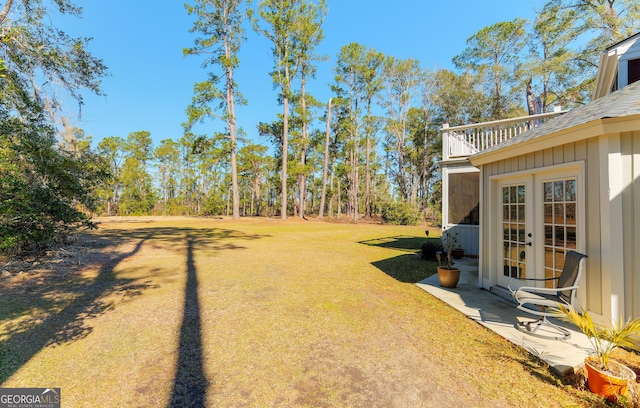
[440, 32, 640, 324]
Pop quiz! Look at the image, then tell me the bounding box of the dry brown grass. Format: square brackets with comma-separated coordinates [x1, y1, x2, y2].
[0, 217, 600, 407]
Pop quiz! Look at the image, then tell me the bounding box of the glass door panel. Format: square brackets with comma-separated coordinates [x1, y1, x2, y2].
[542, 178, 577, 288]
[501, 184, 528, 280]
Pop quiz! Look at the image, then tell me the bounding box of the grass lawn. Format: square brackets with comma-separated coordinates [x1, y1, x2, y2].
[0, 217, 601, 407]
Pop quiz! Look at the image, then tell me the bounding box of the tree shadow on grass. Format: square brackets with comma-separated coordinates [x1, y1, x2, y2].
[98, 226, 269, 248]
[359, 235, 427, 253]
[163, 227, 271, 406]
[168, 235, 207, 408]
[0, 225, 270, 386]
[361, 235, 438, 283]
[371, 254, 437, 283]
[0, 234, 152, 383]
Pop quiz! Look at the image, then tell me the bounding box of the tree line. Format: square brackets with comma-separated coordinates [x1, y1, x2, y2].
[93, 0, 640, 222]
[1, 0, 639, 254]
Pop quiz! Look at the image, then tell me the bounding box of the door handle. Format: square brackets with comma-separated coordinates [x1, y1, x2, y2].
[526, 242, 532, 246]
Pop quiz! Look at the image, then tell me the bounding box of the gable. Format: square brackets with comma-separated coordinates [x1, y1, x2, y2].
[593, 32, 640, 99]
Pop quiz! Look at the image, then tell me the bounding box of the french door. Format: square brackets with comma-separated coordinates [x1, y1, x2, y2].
[498, 178, 533, 287]
[497, 173, 580, 289]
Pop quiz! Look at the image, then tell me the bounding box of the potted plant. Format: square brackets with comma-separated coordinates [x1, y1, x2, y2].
[436, 231, 461, 288]
[557, 304, 640, 402]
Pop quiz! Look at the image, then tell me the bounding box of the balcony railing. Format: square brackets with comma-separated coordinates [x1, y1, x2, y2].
[441, 110, 568, 161]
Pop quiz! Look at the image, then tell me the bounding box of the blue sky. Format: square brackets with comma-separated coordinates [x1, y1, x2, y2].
[63, 0, 542, 148]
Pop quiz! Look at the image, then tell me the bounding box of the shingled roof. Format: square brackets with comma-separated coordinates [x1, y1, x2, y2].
[471, 79, 640, 161]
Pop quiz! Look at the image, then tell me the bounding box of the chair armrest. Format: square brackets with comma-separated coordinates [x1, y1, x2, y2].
[513, 286, 578, 313]
[515, 285, 578, 296]
[507, 276, 560, 295]
[516, 286, 579, 295]
[518, 276, 560, 282]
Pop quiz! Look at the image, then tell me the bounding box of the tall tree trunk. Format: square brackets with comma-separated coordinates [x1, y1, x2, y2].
[397, 121, 407, 200]
[328, 158, 336, 217]
[242, 189, 246, 216]
[348, 147, 355, 217]
[351, 97, 359, 221]
[353, 142, 359, 222]
[252, 175, 261, 216]
[421, 121, 428, 212]
[410, 171, 418, 203]
[0, 0, 13, 26]
[319, 98, 331, 218]
[225, 38, 240, 219]
[337, 178, 342, 218]
[526, 78, 535, 116]
[281, 93, 289, 220]
[364, 101, 372, 218]
[299, 74, 308, 218]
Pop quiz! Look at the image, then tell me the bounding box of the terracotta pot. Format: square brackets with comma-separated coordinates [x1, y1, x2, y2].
[437, 266, 460, 288]
[451, 248, 464, 259]
[585, 357, 637, 402]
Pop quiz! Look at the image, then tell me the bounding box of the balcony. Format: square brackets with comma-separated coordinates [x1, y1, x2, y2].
[441, 110, 568, 161]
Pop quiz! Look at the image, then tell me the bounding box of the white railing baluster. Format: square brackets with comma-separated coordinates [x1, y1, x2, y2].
[441, 110, 568, 160]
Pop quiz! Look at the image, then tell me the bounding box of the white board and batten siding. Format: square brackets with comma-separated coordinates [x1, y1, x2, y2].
[477, 130, 640, 323]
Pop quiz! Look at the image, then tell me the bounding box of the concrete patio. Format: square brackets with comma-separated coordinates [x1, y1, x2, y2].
[416, 258, 593, 376]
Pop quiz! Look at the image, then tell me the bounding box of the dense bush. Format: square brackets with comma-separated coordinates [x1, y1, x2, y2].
[203, 191, 227, 216]
[420, 239, 444, 261]
[0, 117, 107, 255]
[380, 201, 421, 225]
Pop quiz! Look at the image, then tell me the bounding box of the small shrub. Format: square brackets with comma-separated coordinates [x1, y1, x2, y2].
[420, 239, 444, 261]
[0, 235, 20, 256]
[380, 201, 421, 226]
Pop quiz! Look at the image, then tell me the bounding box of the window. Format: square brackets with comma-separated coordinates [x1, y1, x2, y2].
[448, 172, 479, 225]
[628, 58, 640, 85]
